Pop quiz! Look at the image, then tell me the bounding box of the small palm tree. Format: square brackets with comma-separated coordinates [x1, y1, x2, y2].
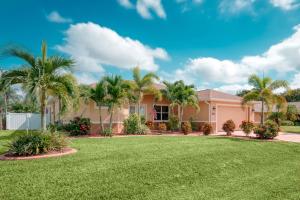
[90, 80, 108, 132]
[242, 74, 289, 125]
[1, 41, 78, 131]
[130, 67, 161, 119]
[104, 75, 130, 130]
[162, 80, 199, 128]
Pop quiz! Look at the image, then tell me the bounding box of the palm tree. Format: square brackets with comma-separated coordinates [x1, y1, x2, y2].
[162, 80, 199, 128]
[130, 67, 160, 118]
[90, 80, 107, 133]
[1, 41, 78, 131]
[242, 74, 289, 125]
[104, 75, 130, 130]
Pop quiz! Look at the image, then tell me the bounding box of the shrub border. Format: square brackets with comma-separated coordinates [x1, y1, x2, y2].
[0, 147, 77, 161]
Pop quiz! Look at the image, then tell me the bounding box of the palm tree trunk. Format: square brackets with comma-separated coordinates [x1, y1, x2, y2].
[99, 105, 104, 133]
[109, 110, 113, 130]
[0, 109, 3, 130]
[261, 100, 264, 125]
[180, 106, 184, 130]
[41, 90, 47, 132]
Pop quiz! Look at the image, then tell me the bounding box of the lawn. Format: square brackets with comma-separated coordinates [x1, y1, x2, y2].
[281, 126, 300, 134]
[0, 131, 300, 200]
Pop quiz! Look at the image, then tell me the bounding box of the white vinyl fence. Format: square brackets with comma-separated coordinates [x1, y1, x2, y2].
[6, 113, 50, 130]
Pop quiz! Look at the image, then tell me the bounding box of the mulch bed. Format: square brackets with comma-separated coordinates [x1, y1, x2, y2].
[0, 147, 77, 161]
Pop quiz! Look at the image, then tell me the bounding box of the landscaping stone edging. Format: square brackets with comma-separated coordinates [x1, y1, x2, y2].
[0, 147, 77, 161]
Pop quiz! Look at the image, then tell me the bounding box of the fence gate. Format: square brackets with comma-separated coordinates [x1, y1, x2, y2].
[6, 113, 50, 130]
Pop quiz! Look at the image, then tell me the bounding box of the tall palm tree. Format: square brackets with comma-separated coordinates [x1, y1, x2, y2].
[130, 67, 160, 118]
[104, 75, 130, 130]
[162, 80, 199, 128]
[242, 74, 289, 125]
[90, 80, 107, 132]
[1, 41, 78, 131]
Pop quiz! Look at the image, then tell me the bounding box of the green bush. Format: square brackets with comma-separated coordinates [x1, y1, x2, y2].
[123, 114, 149, 135]
[181, 122, 192, 135]
[168, 115, 179, 131]
[254, 120, 279, 139]
[8, 132, 67, 156]
[239, 121, 255, 136]
[202, 123, 213, 135]
[281, 120, 294, 126]
[294, 121, 300, 126]
[222, 120, 236, 136]
[101, 128, 113, 137]
[64, 117, 91, 136]
[124, 114, 140, 134]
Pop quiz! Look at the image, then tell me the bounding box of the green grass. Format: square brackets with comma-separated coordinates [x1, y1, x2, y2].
[281, 126, 300, 134]
[0, 131, 300, 200]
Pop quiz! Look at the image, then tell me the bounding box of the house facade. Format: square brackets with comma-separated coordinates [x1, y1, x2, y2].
[48, 85, 255, 134]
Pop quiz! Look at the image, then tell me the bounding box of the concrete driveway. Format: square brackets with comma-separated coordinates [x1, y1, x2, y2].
[215, 131, 300, 143]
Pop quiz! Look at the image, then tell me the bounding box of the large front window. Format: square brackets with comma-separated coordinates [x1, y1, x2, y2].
[129, 105, 146, 117]
[154, 105, 169, 121]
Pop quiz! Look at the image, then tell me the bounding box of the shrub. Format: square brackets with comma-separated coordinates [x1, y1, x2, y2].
[168, 115, 179, 131]
[101, 128, 113, 137]
[145, 121, 154, 130]
[294, 121, 300, 126]
[137, 124, 151, 135]
[202, 123, 213, 135]
[268, 112, 285, 126]
[123, 114, 149, 135]
[64, 117, 91, 136]
[124, 114, 140, 134]
[158, 123, 167, 131]
[181, 122, 192, 135]
[222, 120, 236, 136]
[254, 120, 279, 139]
[8, 132, 67, 156]
[239, 121, 255, 136]
[281, 120, 294, 126]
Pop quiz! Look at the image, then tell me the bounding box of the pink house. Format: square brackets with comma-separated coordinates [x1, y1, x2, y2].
[48, 84, 255, 134]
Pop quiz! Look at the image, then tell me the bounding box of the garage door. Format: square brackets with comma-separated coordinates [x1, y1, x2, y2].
[217, 106, 248, 132]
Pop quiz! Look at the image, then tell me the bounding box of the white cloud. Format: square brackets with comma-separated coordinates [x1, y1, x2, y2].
[75, 72, 99, 85]
[163, 24, 300, 91]
[215, 84, 252, 94]
[57, 22, 169, 74]
[118, 0, 166, 19]
[269, 0, 300, 10]
[290, 72, 300, 89]
[46, 11, 72, 23]
[219, 0, 256, 15]
[118, 0, 134, 8]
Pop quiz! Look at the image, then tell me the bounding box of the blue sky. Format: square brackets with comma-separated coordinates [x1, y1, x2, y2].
[1, 0, 300, 93]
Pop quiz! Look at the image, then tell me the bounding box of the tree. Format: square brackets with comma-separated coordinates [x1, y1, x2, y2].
[162, 80, 199, 128]
[286, 105, 299, 122]
[1, 41, 78, 131]
[90, 80, 107, 133]
[131, 67, 160, 117]
[242, 74, 289, 125]
[283, 89, 300, 102]
[236, 89, 251, 97]
[104, 75, 130, 130]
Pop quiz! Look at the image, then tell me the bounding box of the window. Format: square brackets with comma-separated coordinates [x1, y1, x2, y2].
[154, 105, 169, 121]
[129, 105, 146, 117]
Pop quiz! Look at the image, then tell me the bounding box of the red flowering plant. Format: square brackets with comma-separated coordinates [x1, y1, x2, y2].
[239, 121, 255, 136]
[63, 117, 91, 136]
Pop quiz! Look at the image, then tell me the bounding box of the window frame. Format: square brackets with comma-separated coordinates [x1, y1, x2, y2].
[153, 104, 170, 122]
[129, 104, 147, 120]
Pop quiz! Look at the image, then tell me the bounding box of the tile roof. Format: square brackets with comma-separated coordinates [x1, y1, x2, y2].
[197, 89, 243, 102]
